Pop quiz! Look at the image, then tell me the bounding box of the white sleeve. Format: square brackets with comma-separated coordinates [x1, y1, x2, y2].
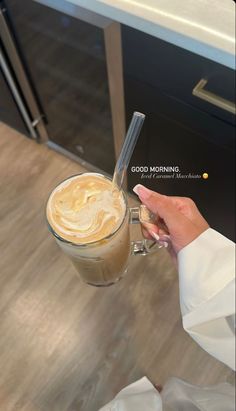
[98, 377, 162, 411]
[178, 228, 235, 370]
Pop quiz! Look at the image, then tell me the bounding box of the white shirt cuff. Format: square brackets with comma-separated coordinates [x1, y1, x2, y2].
[178, 228, 235, 316]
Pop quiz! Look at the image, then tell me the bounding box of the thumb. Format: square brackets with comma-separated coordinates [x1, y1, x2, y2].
[133, 184, 188, 231]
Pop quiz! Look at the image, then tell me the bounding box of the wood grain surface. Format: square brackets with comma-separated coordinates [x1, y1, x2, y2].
[0, 123, 234, 411]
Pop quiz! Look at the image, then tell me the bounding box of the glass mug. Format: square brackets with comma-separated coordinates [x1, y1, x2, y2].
[46, 173, 166, 287]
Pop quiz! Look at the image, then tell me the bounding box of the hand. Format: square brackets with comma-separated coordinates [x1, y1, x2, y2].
[133, 184, 209, 259]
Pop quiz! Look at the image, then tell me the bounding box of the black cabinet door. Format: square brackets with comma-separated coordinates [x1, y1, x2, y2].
[122, 25, 235, 126]
[5, 0, 115, 173]
[126, 77, 235, 241]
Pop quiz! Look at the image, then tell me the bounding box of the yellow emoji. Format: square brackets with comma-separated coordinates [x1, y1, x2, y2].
[202, 173, 208, 179]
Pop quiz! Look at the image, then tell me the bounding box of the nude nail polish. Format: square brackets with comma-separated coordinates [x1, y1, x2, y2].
[151, 231, 160, 241]
[133, 184, 151, 200]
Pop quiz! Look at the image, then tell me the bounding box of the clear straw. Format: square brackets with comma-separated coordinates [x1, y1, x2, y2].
[112, 111, 145, 190]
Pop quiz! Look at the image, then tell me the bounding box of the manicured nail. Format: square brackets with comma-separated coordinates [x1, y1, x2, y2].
[133, 184, 142, 195]
[133, 184, 151, 200]
[159, 241, 168, 248]
[151, 231, 160, 241]
[151, 232, 168, 248]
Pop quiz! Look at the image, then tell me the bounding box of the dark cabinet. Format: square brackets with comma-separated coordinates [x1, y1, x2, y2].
[122, 26, 235, 126]
[122, 26, 235, 241]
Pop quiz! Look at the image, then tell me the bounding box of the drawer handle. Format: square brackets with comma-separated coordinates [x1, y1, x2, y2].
[192, 78, 236, 115]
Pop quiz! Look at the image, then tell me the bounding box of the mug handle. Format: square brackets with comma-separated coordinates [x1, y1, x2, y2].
[129, 207, 168, 256]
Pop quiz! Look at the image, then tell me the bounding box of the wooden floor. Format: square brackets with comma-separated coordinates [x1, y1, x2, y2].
[0, 123, 233, 411]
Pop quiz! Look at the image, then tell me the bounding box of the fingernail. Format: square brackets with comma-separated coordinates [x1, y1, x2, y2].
[133, 185, 139, 195]
[159, 241, 168, 248]
[151, 231, 160, 241]
[133, 184, 142, 195]
[133, 184, 151, 200]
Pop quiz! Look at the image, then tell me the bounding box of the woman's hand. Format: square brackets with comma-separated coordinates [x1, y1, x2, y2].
[133, 184, 209, 259]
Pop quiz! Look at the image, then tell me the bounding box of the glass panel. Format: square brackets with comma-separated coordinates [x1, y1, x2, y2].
[6, 0, 115, 173]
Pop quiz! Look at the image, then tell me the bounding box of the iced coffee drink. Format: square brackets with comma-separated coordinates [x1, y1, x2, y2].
[46, 173, 130, 286]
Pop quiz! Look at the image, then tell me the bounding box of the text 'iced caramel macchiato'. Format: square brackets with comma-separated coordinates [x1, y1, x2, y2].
[46, 173, 130, 286]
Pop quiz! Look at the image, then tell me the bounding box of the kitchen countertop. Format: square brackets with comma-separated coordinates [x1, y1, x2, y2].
[48, 0, 235, 69]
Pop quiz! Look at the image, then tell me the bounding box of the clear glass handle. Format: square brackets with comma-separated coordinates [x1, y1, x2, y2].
[129, 207, 168, 256]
